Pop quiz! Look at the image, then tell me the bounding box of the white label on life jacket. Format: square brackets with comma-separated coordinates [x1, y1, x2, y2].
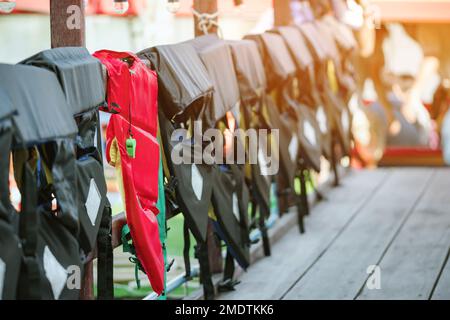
[85, 178, 101, 226]
[289, 136, 299, 162]
[316, 106, 328, 133]
[304, 120, 317, 146]
[0, 258, 5, 300]
[232, 193, 240, 221]
[191, 164, 203, 201]
[43, 246, 67, 300]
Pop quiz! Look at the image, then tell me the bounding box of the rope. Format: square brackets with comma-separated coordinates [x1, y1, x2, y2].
[191, 8, 223, 38]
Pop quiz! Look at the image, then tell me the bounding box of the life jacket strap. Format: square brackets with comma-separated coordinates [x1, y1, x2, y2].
[95, 109, 114, 299]
[195, 241, 215, 300]
[218, 251, 240, 293]
[97, 204, 114, 299]
[121, 223, 145, 290]
[17, 163, 41, 299]
[183, 219, 192, 279]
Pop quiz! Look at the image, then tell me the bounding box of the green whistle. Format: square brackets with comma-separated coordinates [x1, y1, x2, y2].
[126, 137, 137, 158]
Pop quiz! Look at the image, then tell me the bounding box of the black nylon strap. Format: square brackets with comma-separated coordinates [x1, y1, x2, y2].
[223, 250, 235, 281]
[299, 167, 309, 216]
[259, 206, 271, 257]
[20, 163, 38, 256]
[331, 134, 340, 186]
[251, 182, 271, 256]
[183, 219, 191, 278]
[195, 241, 215, 300]
[295, 167, 307, 234]
[19, 256, 41, 299]
[218, 250, 240, 293]
[18, 163, 41, 299]
[95, 111, 113, 300]
[95, 111, 103, 162]
[249, 195, 258, 230]
[96, 202, 113, 300]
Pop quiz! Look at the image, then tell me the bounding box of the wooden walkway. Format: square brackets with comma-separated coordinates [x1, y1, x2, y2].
[218, 168, 450, 300]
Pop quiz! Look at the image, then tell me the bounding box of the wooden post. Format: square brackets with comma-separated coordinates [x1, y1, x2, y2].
[50, 0, 91, 299]
[193, 0, 218, 37]
[50, 0, 86, 48]
[192, 0, 223, 275]
[273, 0, 292, 27]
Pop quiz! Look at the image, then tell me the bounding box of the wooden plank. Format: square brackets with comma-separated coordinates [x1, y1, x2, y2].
[431, 249, 450, 300]
[358, 168, 450, 300]
[284, 168, 434, 300]
[218, 169, 390, 300]
[186, 166, 349, 300]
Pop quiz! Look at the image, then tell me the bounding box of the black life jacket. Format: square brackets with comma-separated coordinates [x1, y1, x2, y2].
[0, 64, 81, 300]
[244, 34, 298, 196]
[140, 43, 214, 243]
[263, 31, 323, 173]
[0, 88, 21, 300]
[297, 22, 352, 157]
[227, 40, 271, 221]
[21, 47, 110, 256]
[188, 35, 241, 126]
[317, 16, 357, 102]
[188, 35, 251, 275]
[140, 43, 216, 299]
[275, 26, 334, 160]
[21, 48, 113, 299]
[247, 33, 323, 177]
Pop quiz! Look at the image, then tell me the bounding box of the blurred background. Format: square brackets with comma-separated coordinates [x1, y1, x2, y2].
[0, 0, 273, 63]
[0, 1, 441, 112]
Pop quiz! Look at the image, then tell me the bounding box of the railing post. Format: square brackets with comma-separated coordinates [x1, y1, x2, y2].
[50, 0, 92, 300]
[273, 0, 292, 27]
[193, 0, 218, 37]
[50, 0, 86, 48]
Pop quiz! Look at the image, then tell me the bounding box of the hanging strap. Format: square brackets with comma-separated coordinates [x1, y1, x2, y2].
[259, 203, 271, 257]
[164, 176, 181, 219]
[96, 110, 103, 162]
[218, 251, 240, 293]
[223, 250, 235, 281]
[95, 110, 114, 300]
[158, 124, 182, 219]
[249, 195, 258, 230]
[96, 204, 113, 299]
[121, 224, 145, 289]
[18, 163, 41, 299]
[195, 241, 215, 300]
[183, 219, 192, 279]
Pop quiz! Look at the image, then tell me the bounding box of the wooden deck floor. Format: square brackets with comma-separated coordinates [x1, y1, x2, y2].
[218, 168, 450, 300]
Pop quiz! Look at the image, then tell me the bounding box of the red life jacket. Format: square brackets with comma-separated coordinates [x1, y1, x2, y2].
[93, 50, 164, 295]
